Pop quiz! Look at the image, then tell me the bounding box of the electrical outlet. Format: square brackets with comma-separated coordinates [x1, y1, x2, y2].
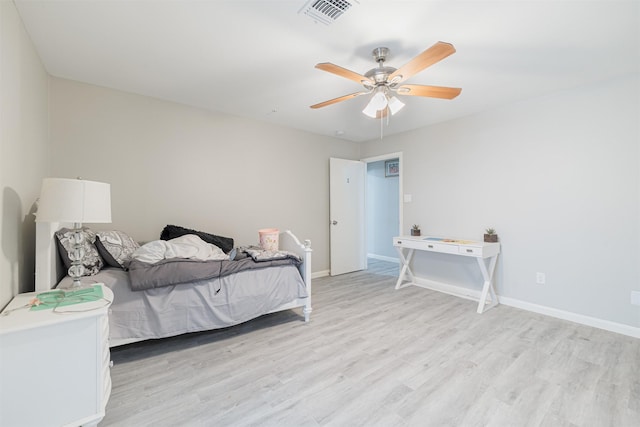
[536, 272, 546, 284]
[631, 291, 640, 306]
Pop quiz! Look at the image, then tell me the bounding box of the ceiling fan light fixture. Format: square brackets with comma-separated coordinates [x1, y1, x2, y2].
[311, 41, 460, 123]
[387, 96, 405, 115]
[362, 90, 388, 118]
[372, 90, 388, 109]
[362, 101, 380, 118]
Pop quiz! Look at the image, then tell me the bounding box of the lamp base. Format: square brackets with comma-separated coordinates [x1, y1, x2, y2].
[59, 279, 94, 291]
[66, 223, 87, 289]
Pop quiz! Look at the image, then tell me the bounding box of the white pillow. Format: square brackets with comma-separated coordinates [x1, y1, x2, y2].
[132, 234, 228, 264]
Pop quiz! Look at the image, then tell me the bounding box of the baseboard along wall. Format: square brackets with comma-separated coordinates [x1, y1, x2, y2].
[410, 277, 640, 339]
[367, 254, 400, 263]
[313, 260, 639, 339]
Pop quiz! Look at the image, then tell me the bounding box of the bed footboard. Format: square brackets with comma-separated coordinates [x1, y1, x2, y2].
[279, 230, 312, 321]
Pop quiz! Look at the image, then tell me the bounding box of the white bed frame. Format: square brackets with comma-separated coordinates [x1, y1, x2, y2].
[35, 222, 313, 342]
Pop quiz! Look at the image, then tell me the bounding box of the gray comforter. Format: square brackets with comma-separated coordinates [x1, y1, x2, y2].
[127, 255, 301, 291]
[58, 264, 308, 345]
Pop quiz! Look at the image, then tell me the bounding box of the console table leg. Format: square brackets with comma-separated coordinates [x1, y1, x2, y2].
[395, 247, 415, 289]
[476, 255, 499, 314]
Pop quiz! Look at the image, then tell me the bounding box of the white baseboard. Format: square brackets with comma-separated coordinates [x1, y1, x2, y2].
[367, 254, 400, 263]
[311, 270, 330, 279]
[498, 296, 640, 339]
[409, 277, 640, 339]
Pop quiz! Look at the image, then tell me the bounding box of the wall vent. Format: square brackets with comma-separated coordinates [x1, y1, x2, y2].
[298, 0, 359, 25]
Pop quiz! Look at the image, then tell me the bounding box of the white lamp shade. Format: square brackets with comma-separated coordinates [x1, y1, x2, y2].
[36, 178, 112, 223]
[387, 96, 405, 115]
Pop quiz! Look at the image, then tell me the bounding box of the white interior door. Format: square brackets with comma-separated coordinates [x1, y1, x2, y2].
[330, 157, 366, 276]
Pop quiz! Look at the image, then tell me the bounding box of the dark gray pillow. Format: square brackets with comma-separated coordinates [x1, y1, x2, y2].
[160, 224, 234, 253]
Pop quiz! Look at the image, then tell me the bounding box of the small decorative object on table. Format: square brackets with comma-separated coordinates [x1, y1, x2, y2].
[484, 228, 498, 242]
[411, 224, 421, 236]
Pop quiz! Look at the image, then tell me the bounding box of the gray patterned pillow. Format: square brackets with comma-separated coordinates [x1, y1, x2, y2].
[55, 227, 104, 276]
[95, 230, 139, 268]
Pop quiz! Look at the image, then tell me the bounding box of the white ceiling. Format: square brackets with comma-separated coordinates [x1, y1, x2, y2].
[14, 0, 640, 142]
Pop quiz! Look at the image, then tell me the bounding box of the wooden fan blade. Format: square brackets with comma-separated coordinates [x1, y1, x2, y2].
[396, 84, 462, 100]
[310, 91, 367, 109]
[389, 42, 456, 84]
[315, 63, 374, 86]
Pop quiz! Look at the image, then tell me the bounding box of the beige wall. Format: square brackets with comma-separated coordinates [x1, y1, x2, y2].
[3, 0, 638, 332]
[0, 1, 50, 307]
[361, 74, 640, 329]
[49, 77, 360, 273]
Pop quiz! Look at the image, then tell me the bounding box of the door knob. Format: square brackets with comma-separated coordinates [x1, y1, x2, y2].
[331, 220, 338, 225]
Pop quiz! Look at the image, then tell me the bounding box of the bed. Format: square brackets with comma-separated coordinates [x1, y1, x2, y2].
[34, 222, 312, 347]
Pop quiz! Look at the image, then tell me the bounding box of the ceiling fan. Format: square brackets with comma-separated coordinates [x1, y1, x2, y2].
[310, 41, 461, 119]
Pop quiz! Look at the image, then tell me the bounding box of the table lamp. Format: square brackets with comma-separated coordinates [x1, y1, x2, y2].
[36, 177, 112, 288]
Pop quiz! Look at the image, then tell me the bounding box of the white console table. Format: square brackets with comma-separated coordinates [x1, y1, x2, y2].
[393, 236, 501, 313]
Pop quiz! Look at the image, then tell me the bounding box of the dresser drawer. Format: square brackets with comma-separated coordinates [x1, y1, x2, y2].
[395, 238, 460, 254]
[459, 246, 482, 256]
[423, 242, 459, 254]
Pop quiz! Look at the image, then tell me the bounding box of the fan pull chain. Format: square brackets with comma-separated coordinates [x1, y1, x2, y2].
[379, 108, 391, 139]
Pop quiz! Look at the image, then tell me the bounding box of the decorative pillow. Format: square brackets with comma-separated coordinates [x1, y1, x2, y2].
[95, 230, 140, 268]
[160, 224, 234, 254]
[55, 227, 104, 276]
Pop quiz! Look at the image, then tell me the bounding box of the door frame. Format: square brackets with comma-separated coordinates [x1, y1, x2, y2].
[362, 152, 403, 260]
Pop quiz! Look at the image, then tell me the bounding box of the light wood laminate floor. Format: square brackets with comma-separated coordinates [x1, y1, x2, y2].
[102, 260, 640, 427]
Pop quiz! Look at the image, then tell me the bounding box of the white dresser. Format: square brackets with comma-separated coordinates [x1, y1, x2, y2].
[0, 285, 113, 427]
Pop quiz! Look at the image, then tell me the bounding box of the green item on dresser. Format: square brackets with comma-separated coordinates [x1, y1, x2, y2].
[30, 285, 104, 311]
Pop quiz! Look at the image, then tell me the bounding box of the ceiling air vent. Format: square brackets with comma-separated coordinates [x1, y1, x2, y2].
[298, 0, 359, 25]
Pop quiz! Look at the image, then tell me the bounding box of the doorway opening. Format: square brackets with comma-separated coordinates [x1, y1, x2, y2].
[363, 152, 402, 272]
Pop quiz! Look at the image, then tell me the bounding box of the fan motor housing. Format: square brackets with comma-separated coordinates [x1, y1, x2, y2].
[365, 66, 397, 84]
[365, 47, 396, 85]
